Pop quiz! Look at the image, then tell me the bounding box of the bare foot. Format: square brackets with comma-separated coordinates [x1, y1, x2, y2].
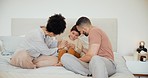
[54, 62, 63, 66]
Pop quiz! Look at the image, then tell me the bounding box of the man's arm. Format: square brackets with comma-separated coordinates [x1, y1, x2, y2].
[79, 44, 100, 63]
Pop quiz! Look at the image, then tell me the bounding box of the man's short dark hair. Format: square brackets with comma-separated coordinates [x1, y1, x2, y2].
[46, 14, 66, 35]
[76, 17, 91, 26]
[70, 25, 81, 36]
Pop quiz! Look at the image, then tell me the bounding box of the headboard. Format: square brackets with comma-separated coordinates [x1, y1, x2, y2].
[11, 18, 117, 52]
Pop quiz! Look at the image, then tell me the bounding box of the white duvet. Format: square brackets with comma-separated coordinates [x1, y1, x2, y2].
[0, 54, 135, 78]
[0, 55, 89, 78]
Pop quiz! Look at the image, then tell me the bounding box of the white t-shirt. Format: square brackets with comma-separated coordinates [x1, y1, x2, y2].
[18, 28, 58, 58]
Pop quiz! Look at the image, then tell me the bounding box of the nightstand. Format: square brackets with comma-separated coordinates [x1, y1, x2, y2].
[123, 56, 148, 78]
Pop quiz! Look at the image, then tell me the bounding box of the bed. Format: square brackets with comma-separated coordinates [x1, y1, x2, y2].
[0, 18, 135, 78]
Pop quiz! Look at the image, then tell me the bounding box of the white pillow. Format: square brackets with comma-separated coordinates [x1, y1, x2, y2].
[114, 53, 132, 74]
[0, 36, 24, 56]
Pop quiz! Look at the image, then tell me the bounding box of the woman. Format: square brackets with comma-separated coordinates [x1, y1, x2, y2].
[10, 14, 66, 69]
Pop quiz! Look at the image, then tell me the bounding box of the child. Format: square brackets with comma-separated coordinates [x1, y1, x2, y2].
[56, 25, 85, 66]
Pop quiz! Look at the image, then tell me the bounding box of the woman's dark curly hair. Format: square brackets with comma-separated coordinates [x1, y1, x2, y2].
[70, 25, 81, 36]
[46, 14, 66, 35]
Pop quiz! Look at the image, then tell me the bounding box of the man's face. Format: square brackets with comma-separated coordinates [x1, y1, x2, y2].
[83, 31, 89, 36]
[76, 25, 89, 36]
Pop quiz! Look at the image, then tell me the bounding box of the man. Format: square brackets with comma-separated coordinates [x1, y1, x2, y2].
[10, 14, 67, 69]
[61, 17, 116, 78]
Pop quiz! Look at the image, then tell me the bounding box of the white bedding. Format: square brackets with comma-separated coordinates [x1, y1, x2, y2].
[0, 55, 89, 78]
[0, 53, 135, 78]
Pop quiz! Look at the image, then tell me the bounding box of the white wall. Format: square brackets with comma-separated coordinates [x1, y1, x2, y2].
[0, 0, 148, 56]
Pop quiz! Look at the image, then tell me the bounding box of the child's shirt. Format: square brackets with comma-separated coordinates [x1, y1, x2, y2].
[63, 36, 84, 57]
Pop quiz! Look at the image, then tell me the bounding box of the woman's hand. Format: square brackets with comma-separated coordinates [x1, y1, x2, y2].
[58, 40, 68, 49]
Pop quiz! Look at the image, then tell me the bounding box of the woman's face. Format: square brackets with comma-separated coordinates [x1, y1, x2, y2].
[42, 27, 56, 37]
[45, 31, 56, 37]
[69, 30, 80, 41]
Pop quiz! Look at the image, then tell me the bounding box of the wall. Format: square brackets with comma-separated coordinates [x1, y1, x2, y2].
[0, 0, 148, 56]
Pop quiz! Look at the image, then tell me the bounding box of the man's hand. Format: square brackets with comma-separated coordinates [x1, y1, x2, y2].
[82, 48, 88, 54]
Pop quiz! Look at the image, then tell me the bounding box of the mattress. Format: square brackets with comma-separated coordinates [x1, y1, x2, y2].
[0, 54, 135, 78]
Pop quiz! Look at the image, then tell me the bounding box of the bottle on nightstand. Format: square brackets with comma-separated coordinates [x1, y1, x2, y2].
[134, 41, 148, 62]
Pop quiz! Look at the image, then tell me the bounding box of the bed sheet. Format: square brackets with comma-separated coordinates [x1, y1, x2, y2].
[0, 54, 135, 78]
[0, 55, 90, 78]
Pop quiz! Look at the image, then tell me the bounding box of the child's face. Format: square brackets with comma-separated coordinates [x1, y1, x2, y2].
[69, 31, 80, 41]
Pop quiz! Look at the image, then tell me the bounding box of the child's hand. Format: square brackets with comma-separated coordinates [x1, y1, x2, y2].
[69, 43, 75, 49]
[65, 43, 70, 49]
[58, 40, 68, 49]
[65, 43, 75, 49]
